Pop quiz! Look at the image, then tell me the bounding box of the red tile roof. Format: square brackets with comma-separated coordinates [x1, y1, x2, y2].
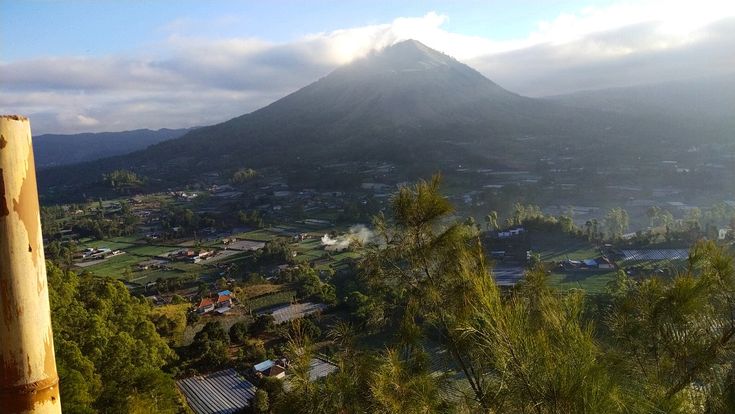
[198, 298, 214, 308]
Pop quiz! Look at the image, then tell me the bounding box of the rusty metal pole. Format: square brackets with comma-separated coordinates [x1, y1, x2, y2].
[0, 115, 61, 413]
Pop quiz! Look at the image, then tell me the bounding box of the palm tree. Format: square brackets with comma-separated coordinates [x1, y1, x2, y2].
[485, 210, 499, 231]
[327, 321, 355, 351]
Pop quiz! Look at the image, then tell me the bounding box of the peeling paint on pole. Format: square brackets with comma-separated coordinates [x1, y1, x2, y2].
[0, 115, 61, 413]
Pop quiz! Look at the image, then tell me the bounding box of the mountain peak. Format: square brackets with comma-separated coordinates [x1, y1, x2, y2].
[342, 39, 458, 74]
[389, 39, 442, 54]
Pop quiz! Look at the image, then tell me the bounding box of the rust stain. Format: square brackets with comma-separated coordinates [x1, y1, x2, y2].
[0, 376, 60, 412]
[0, 168, 8, 217]
[0, 115, 28, 121]
[1, 352, 20, 386]
[12, 145, 41, 266]
[0, 278, 15, 328]
[0, 321, 59, 413]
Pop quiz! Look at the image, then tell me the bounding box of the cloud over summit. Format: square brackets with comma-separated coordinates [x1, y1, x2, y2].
[2, 3, 734, 134]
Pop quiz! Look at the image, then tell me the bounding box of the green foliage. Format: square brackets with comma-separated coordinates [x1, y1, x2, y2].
[239, 209, 265, 228]
[47, 262, 180, 413]
[604, 207, 630, 240]
[509, 202, 544, 226]
[232, 168, 257, 184]
[251, 314, 276, 335]
[44, 239, 78, 267]
[190, 321, 230, 369]
[369, 349, 449, 414]
[229, 320, 250, 344]
[160, 204, 205, 234]
[463, 268, 629, 412]
[292, 177, 735, 413]
[292, 317, 321, 341]
[605, 240, 735, 411]
[103, 169, 143, 190]
[279, 264, 337, 304]
[362, 174, 495, 409]
[240, 339, 267, 363]
[345, 291, 384, 330]
[257, 238, 295, 265]
[252, 389, 270, 414]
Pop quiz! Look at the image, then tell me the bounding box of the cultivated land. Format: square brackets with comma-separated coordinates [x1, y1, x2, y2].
[40, 143, 734, 414]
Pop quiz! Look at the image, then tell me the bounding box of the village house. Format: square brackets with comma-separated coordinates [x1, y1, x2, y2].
[719, 228, 731, 240]
[253, 359, 288, 379]
[595, 256, 615, 269]
[196, 290, 236, 315]
[170, 249, 215, 263]
[215, 290, 233, 312]
[197, 298, 215, 314]
[497, 227, 525, 239]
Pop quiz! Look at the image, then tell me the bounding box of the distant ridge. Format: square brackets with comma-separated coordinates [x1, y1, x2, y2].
[34, 128, 190, 168]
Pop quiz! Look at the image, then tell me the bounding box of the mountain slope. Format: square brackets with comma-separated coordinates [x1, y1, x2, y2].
[546, 74, 735, 121]
[34, 128, 190, 168]
[38, 40, 729, 194]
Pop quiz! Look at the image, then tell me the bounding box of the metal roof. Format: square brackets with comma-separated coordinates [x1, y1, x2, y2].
[261, 302, 327, 324]
[308, 358, 339, 381]
[176, 369, 256, 414]
[253, 359, 275, 372]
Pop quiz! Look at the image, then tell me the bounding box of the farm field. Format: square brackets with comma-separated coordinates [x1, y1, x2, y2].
[293, 237, 349, 264]
[548, 270, 618, 293]
[530, 231, 599, 262]
[77, 238, 137, 251]
[241, 283, 284, 298]
[78, 242, 205, 282]
[232, 229, 281, 241]
[249, 290, 296, 312]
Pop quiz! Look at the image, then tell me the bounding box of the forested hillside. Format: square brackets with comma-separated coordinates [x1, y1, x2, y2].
[47, 262, 185, 413]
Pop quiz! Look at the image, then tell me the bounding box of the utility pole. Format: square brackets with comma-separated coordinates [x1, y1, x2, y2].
[0, 115, 61, 413]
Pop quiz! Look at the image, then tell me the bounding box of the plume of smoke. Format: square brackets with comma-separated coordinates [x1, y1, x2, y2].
[321, 224, 374, 252]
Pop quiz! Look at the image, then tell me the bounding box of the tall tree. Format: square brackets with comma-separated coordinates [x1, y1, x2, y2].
[606, 240, 735, 411]
[363, 175, 501, 410]
[485, 210, 499, 231]
[604, 207, 630, 240]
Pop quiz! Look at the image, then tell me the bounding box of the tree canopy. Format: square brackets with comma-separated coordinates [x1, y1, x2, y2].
[47, 262, 182, 413]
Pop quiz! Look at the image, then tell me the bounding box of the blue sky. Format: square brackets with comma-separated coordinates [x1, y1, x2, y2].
[1, 1, 734, 134]
[3, 0, 616, 61]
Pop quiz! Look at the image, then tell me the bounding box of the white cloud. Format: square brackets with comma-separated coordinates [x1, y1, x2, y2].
[2, 3, 735, 134]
